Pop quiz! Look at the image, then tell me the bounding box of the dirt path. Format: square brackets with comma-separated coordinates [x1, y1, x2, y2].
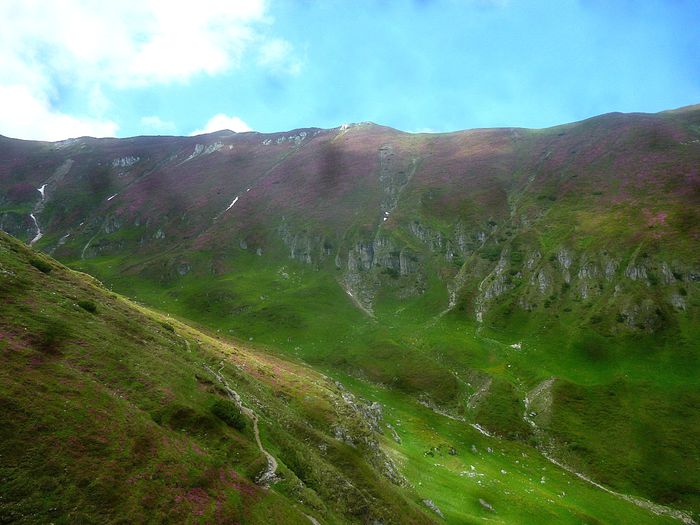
[305, 514, 321, 525]
[204, 363, 278, 487]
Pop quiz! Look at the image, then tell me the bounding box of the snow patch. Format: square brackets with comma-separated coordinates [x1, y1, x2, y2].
[107, 193, 118, 201]
[224, 196, 239, 212]
[58, 233, 71, 246]
[29, 213, 42, 245]
[37, 184, 46, 200]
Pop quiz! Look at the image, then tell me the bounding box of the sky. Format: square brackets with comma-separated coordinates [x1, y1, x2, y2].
[1, 0, 699, 141]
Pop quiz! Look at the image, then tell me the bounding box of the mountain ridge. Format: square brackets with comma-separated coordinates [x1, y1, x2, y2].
[3, 103, 699, 144]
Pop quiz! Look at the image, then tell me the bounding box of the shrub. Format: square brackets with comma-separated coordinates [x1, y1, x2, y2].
[383, 267, 399, 279]
[481, 244, 502, 262]
[39, 318, 71, 353]
[29, 257, 52, 274]
[78, 300, 97, 313]
[160, 321, 175, 332]
[211, 399, 246, 430]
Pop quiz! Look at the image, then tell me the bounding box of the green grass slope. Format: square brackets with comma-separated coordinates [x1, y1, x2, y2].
[0, 233, 695, 524]
[0, 231, 436, 524]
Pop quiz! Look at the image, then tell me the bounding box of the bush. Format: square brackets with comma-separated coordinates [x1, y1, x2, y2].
[39, 318, 71, 353]
[78, 300, 97, 313]
[481, 244, 502, 262]
[383, 267, 399, 279]
[211, 399, 246, 430]
[160, 321, 175, 332]
[29, 257, 52, 274]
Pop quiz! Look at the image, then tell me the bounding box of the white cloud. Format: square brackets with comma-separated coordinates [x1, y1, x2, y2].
[0, 84, 118, 141]
[258, 39, 304, 76]
[190, 114, 253, 135]
[0, 0, 269, 87]
[140, 116, 177, 133]
[0, 0, 300, 140]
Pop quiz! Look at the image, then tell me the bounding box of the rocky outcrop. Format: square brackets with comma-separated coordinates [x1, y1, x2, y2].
[81, 238, 126, 259]
[0, 213, 33, 243]
[409, 221, 446, 254]
[277, 221, 328, 265]
[616, 299, 667, 333]
[625, 263, 648, 283]
[332, 382, 407, 486]
[461, 238, 695, 332]
[182, 142, 223, 163]
[475, 251, 512, 322]
[670, 293, 686, 310]
[556, 248, 573, 283]
[278, 219, 425, 314]
[111, 156, 140, 169]
[262, 131, 308, 146]
[408, 219, 485, 259]
[523, 378, 556, 429]
[422, 499, 445, 519]
[104, 215, 123, 234]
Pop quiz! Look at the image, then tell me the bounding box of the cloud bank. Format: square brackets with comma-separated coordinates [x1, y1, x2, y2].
[0, 0, 296, 140]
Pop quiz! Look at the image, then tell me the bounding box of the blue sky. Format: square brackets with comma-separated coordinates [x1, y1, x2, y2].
[1, 0, 699, 140]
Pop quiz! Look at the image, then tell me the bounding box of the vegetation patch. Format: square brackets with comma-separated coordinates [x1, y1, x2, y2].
[29, 257, 52, 274]
[77, 299, 98, 313]
[211, 399, 246, 431]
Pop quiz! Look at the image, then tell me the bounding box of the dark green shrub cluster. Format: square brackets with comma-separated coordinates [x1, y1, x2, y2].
[160, 321, 175, 332]
[39, 318, 71, 353]
[211, 399, 246, 430]
[383, 267, 399, 279]
[481, 244, 502, 262]
[78, 300, 98, 313]
[29, 257, 52, 274]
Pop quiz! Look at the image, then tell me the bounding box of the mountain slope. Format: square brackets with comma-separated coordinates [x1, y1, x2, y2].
[0, 230, 693, 524]
[0, 231, 437, 524]
[0, 105, 699, 520]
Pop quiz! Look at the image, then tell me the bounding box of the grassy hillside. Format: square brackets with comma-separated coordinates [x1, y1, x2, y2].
[0, 233, 693, 524]
[0, 231, 437, 524]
